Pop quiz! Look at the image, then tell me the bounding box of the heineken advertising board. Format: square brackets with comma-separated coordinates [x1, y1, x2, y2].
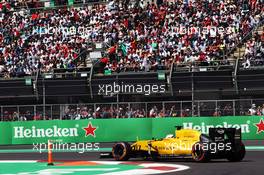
[0, 116, 263, 145]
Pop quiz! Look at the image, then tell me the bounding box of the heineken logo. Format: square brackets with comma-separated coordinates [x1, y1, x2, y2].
[182, 121, 251, 134]
[255, 118, 264, 134]
[14, 126, 78, 138]
[83, 122, 98, 137]
[13, 122, 98, 139]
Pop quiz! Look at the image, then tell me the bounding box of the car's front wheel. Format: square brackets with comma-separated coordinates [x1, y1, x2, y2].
[112, 142, 131, 161]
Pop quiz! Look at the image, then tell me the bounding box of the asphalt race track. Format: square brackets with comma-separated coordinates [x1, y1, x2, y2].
[0, 141, 263, 175]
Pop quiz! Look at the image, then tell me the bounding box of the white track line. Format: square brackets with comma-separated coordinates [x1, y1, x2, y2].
[0, 160, 37, 163]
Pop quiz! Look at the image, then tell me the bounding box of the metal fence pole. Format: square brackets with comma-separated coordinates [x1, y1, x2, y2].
[17, 106, 19, 121]
[51, 105, 53, 120]
[1, 106, 3, 121]
[191, 65, 195, 117]
[117, 93, 119, 110]
[77, 104, 79, 120]
[43, 79, 46, 119]
[145, 103, 148, 117]
[233, 100, 236, 116]
[180, 101, 183, 117]
[34, 105, 36, 120]
[216, 100, 218, 116]
[60, 104, 62, 120]
[198, 101, 200, 117]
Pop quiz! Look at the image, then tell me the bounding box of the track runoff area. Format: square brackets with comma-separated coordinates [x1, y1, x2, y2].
[0, 141, 263, 175]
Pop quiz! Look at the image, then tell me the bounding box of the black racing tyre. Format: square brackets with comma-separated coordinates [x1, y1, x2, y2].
[191, 142, 210, 162]
[112, 142, 131, 161]
[227, 143, 246, 162]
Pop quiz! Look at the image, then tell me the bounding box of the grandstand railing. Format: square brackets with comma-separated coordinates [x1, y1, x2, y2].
[0, 59, 239, 81]
[173, 59, 237, 72]
[42, 67, 91, 79]
[0, 98, 263, 121]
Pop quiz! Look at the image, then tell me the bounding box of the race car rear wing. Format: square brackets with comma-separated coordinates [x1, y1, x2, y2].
[209, 128, 242, 145]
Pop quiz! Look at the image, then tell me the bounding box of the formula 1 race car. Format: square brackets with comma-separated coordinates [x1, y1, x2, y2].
[100, 127, 246, 162]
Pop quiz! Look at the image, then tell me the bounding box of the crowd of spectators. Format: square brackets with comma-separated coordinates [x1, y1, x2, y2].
[63, 106, 147, 119]
[0, 0, 263, 77]
[241, 30, 264, 68]
[0, 0, 101, 78]
[102, 0, 263, 73]
[2, 102, 263, 121]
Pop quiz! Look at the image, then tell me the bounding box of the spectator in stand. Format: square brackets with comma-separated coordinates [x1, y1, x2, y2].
[213, 107, 221, 117]
[93, 107, 102, 118]
[222, 103, 233, 116]
[135, 109, 145, 118]
[25, 110, 33, 120]
[157, 108, 165, 117]
[125, 107, 133, 118]
[261, 104, 264, 115]
[169, 105, 177, 117]
[256, 105, 263, 115]
[87, 108, 94, 119]
[33, 113, 42, 120]
[149, 106, 158, 117]
[249, 104, 257, 115]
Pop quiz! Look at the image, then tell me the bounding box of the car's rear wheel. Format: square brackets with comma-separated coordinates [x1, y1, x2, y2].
[112, 142, 131, 161]
[227, 143, 246, 162]
[192, 142, 210, 162]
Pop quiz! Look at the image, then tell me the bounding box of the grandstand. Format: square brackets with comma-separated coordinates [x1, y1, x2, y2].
[0, 0, 263, 121]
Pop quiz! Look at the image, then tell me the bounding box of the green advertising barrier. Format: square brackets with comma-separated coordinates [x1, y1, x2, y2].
[152, 116, 264, 140]
[0, 122, 12, 144]
[8, 118, 152, 145]
[0, 116, 263, 145]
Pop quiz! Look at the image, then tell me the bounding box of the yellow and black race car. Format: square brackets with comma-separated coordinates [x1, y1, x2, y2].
[101, 127, 246, 162]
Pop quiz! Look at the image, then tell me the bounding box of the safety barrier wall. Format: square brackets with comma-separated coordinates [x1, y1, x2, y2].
[0, 116, 263, 145]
